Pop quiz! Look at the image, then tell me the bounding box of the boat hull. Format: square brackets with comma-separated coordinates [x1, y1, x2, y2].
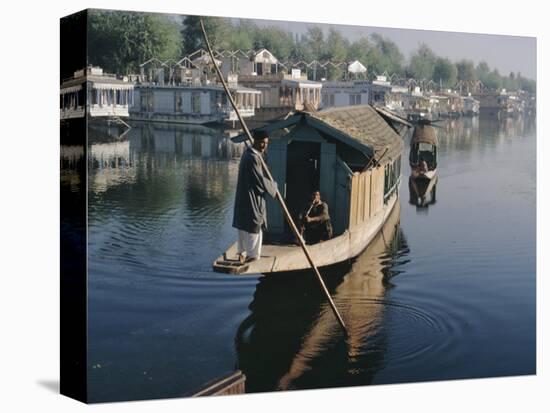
[409, 172, 438, 206]
[213, 192, 399, 275]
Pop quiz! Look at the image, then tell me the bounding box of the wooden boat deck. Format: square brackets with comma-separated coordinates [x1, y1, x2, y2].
[213, 193, 398, 275]
[191, 370, 246, 397]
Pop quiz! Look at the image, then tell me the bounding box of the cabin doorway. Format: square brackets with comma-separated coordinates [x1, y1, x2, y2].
[285, 141, 321, 232]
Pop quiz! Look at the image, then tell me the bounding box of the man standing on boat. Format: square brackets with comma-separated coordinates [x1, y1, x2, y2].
[232, 129, 278, 264]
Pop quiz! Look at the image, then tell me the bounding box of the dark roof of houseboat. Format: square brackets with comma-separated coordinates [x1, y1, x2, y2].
[231, 105, 405, 163]
[308, 105, 404, 161]
[411, 125, 438, 145]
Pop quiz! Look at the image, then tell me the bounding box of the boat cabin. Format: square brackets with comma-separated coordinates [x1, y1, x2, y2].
[409, 124, 438, 172]
[237, 105, 405, 241]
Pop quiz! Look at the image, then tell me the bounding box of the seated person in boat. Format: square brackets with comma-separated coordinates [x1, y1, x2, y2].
[413, 156, 429, 177]
[299, 190, 333, 244]
[419, 157, 429, 174]
[232, 129, 278, 264]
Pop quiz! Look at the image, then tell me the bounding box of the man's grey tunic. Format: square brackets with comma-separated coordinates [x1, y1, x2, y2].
[232, 146, 278, 234]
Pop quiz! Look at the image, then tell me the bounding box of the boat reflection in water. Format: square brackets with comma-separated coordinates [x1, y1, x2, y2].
[236, 202, 408, 392]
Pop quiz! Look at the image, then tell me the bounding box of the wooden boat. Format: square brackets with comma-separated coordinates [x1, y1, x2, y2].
[213, 105, 409, 275]
[190, 370, 246, 397]
[408, 121, 438, 206]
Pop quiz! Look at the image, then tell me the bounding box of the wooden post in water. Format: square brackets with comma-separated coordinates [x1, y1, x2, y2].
[200, 19, 348, 336]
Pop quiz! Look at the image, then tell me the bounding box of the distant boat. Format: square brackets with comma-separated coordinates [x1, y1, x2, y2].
[408, 122, 438, 207]
[463, 96, 480, 116]
[213, 105, 410, 275]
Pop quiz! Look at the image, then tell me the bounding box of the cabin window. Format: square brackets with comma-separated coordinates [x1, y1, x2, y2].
[175, 92, 183, 112]
[192, 92, 201, 114]
[411, 143, 436, 169]
[78, 89, 85, 108]
[384, 156, 401, 202]
[349, 94, 361, 105]
[140, 91, 149, 112]
[372, 92, 384, 103]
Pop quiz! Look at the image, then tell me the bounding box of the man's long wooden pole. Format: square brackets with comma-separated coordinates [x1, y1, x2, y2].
[200, 19, 347, 335]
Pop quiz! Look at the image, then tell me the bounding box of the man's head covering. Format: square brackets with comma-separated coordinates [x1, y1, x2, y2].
[252, 129, 269, 141]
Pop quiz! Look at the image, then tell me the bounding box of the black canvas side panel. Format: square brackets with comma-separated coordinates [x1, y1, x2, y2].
[60, 9, 88, 403]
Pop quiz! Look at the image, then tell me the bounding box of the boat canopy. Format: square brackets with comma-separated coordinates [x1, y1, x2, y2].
[411, 125, 438, 146]
[233, 105, 404, 168]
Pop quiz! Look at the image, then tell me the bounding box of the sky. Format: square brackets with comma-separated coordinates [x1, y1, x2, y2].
[242, 18, 537, 80]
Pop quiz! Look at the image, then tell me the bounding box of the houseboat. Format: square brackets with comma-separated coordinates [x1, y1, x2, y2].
[236, 49, 323, 123]
[408, 122, 438, 207]
[60, 66, 134, 122]
[369, 75, 408, 116]
[321, 80, 370, 108]
[213, 105, 408, 275]
[402, 88, 434, 121]
[130, 55, 261, 125]
[471, 90, 513, 118]
[60, 66, 134, 143]
[130, 83, 261, 125]
[369, 75, 392, 107]
[462, 95, 480, 116]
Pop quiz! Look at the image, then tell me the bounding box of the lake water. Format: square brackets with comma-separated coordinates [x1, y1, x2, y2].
[61, 114, 536, 402]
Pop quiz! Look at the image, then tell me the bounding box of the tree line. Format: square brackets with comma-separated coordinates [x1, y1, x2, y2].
[87, 10, 536, 94]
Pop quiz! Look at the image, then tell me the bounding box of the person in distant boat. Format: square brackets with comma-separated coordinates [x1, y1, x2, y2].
[232, 129, 278, 264]
[419, 157, 429, 174]
[299, 190, 333, 244]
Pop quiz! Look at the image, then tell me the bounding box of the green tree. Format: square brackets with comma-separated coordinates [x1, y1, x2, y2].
[252, 26, 294, 61]
[503, 71, 519, 91]
[366, 47, 385, 78]
[305, 27, 325, 61]
[484, 69, 502, 90]
[476, 61, 491, 84]
[324, 28, 349, 80]
[347, 36, 370, 65]
[225, 19, 255, 51]
[432, 57, 457, 88]
[408, 43, 437, 80]
[181, 15, 230, 55]
[369, 33, 404, 76]
[456, 59, 477, 81]
[88, 10, 182, 74]
[289, 33, 310, 61]
[520, 77, 536, 94]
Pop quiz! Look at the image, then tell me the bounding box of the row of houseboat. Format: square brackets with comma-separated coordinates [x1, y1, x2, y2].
[60, 48, 535, 127]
